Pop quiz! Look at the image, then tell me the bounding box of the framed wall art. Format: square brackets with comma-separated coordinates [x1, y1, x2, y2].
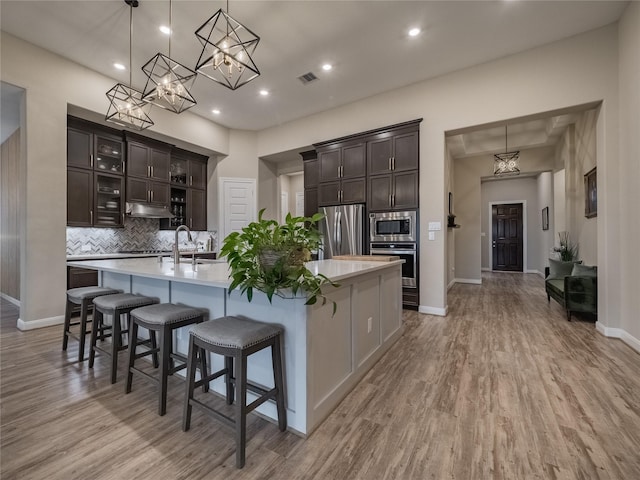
[542, 206, 549, 230]
[584, 166, 597, 218]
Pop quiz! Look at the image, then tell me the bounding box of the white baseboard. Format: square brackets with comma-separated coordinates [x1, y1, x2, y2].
[526, 269, 540, 275]
[481, 267, 491, 272]
[17, 315, 65, 331]
[454, 278, 482, 285]
[447, 279, 455, 290]
[419, 305, 448, 316]
[1, 293, 20, 307]
[596, 322, 640, 354]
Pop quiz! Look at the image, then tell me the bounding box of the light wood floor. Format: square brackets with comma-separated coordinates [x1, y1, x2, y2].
[2, 273, 640, 479]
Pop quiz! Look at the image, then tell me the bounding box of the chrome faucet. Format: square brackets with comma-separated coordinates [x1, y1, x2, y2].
[173, 225, 193, 264]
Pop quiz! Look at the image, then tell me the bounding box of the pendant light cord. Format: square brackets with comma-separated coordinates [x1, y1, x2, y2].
[168, 0, 172, 59]
[129, 2, 133, 87]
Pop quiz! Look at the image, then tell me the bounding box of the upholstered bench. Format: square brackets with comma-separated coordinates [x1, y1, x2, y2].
[545, 259, 597, 321]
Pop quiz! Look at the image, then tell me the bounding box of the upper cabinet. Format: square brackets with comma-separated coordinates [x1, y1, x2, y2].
[67, 117, 125, 227]
[170, 148, 208, 190]
[126, 138, 171, 182]
[309, 119, 421, 210]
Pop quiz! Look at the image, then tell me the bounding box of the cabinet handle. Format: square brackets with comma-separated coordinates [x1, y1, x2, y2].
[340, 190, 343, 203]
[90, 154, 94, 168]
[151, 165, 154, 177]
[190, 218, 193, 228]
[337, 166, 341, 178]
[389, 194, 392, 207]
[337, 190, 340, 201]
[150, 190, 154, 202]
[122, 213, 125, 224]
[392, 157, 396, 170]
[389, 157, 392, 171]
[392, 194, 395, 207]
[189, 175, 193, 186]
[121, 162, 125, 174]
[90, 210, 93, 224]
[341, 165, 344, 177]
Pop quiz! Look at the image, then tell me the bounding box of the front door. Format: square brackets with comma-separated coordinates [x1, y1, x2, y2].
[492, 203, 523, 271]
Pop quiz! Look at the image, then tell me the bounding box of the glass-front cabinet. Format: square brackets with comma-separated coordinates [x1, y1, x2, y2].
[94, 135, 124, 174]
[169, 187, 187, 228]
[95, 173, 125, 227]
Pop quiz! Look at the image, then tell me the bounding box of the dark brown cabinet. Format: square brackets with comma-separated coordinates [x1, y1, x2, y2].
[67, 117, 125, 227]
[127, 177, 169, 206]
[368, 171, 418, 211]
[316, 141, 366, 206]
[188, 188, 207, 230]
[126, 140, 170, 182]
[301, 150, 319, 217]
[367, 130, 419, 175]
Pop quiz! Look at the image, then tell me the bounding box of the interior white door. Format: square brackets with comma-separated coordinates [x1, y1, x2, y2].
[295, 192, 305, 217]
[219, 177, 257, 242]
[281, 192, 289, 223]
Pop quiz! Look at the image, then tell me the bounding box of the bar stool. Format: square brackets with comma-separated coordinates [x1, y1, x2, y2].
[89, 293, 158, 384]
[125, 303, 208, 416]
[62, 286, 122, 362]
[182, 316, 287, 469]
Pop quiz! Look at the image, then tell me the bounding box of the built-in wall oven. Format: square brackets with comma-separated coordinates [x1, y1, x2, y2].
[369, 211, 418, 287]
[370, 242, 417, 287]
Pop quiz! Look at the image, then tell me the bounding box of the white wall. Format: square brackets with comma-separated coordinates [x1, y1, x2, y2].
[553, 169, 566, 236]
[537, 171, 554, 271]
[256, 25, 620, 315]
[617, 2, 640, 344]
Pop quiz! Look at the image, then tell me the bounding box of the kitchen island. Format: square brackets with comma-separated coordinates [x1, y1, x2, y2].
[67, 257, 404, 436]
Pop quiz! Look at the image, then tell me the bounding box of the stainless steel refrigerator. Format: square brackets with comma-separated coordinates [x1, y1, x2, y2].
[319, 204, 365, 259]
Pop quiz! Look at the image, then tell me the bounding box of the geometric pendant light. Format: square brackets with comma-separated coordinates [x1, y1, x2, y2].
[142, 0, 197, 113]
[106, 0, 154, 131]
[194, 0, 260, 90]
[493, 125, 520, 176]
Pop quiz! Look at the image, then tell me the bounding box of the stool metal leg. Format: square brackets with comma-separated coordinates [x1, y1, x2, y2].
[182, 336, 197, 431]
[110, 311, 122, 384]
[125, 320, 139, 394]
[272, 338, 287, 432]
[235, 353, 248, 469]
[62, 298, 73, 352]
[158, 326, 172, 416]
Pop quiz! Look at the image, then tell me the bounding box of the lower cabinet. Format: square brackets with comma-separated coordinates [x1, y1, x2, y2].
[67, 266, 98, 289]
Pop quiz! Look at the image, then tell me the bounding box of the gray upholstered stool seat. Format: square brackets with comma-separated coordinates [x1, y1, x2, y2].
[183, 316, 287, 469]
[63, 286, 122, 362]
[89, 293, 158, 384]
[126, 303, 208, 416]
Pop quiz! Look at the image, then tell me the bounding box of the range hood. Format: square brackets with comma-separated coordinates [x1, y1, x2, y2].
[125, 202, 174, 219]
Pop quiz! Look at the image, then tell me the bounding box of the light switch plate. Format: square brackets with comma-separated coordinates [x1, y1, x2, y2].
[428, 231, 435, 241]
[428, 222, 441, 231]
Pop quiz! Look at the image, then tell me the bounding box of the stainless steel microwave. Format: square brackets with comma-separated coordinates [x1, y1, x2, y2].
[369, 211, 417, 242]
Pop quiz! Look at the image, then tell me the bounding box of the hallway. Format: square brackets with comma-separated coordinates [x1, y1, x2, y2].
[2, 273, 639, 479]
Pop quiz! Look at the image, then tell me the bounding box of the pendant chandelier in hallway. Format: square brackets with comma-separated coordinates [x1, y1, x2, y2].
[493, 125, 520, 176]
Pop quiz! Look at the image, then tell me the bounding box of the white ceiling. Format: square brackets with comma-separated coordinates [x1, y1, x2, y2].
[0, 0, 628, 134]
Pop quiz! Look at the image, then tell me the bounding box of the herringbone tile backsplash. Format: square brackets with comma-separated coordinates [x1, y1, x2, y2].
[67, 217, 216, 255]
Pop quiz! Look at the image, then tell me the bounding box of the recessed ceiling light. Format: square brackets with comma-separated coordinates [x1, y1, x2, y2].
[113, 63, 126, 70]
[212, 109, 221, 115]
[259, 89, 269, 96]
[159, 25, 171, 35]
[408, 27, 421, 37]
[322, 64, 332, 71]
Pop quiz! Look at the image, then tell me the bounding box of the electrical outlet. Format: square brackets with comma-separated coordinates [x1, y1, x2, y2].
[367, 317, 372, 333]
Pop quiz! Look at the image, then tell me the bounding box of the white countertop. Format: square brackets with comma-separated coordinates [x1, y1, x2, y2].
[67, 251, 216, 261]
[66, 257, 403, 288]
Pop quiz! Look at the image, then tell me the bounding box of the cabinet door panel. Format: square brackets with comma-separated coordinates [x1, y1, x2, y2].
[392, 171, 418, 210]
[393, 131, 419, 172]
[127, 142, 149, 178]
[149, 181, 170, 206]
[67, 128, 92, 169]
[189, 160, 207, 189]
[341, 178, 366, 204]
[150, 149, 170, 182]
[368, 175, 392, 211]
[303, 159, 319, 188]
[367, 137, 393, 175]
[318, 182, 341, 206]
[67, 168, 93, 226]
[126, 177, 149, 203]
[341, 143, 366, 178]
[95, 173, 124, 227]
[94, 135, 124, 174]
[188, 188, 207, 230]
[304, 187, 318, 217]
[318, 150, 341, 183]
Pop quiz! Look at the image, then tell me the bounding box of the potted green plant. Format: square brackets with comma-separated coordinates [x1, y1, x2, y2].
[554, 231, 579, 261]
[219, 209, 339, 314]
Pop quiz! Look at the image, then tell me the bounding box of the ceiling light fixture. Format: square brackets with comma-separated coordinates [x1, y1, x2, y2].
[159, 25, 171, 35]
[194, 0, 260, 90]
[259, 89, 269, 96]
[408, 27, 421, 37]
[322, 64, 332, 71]
[493, 125, 520, 176]
[212, 109, 220, 114]
[142, 0, 197, 113]
[105, 0, 153, 131]
[114, 62, 126, 70]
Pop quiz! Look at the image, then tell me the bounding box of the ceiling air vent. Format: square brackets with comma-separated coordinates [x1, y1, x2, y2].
[297, 72, 318, 85]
